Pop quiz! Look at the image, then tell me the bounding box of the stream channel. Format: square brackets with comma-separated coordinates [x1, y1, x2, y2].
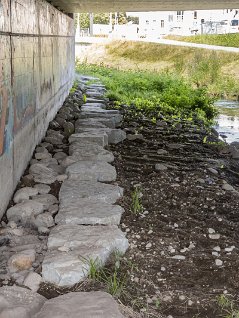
[214, 100, 239, 144]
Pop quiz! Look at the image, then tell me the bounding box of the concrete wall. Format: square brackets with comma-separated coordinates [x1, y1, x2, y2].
[0, 0, 75, 218]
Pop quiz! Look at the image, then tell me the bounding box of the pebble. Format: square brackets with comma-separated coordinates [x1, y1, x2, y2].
[208, 168, 218, 175]
[225, 246, 235, 252]
[215, 259, 223, 266]
[222, 183, 235, 191]
[213, 246, 221, 252]
[171, 255, 186, 260]
[179, 295, 186, 301]
[188, 300, 193, 306]
[148, 230, 153, 234]
[209, 234, 220, 240]
[155, 163, 168, 171]
[208, 228, 215, 234]
[146, 243, 152, 249]
[34, 184, 51, 194]
[23, 272, 42, 292]
[212, 251, 219, 256]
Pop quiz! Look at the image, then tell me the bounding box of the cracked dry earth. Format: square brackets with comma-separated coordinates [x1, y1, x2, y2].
[105, 106, 239, 318]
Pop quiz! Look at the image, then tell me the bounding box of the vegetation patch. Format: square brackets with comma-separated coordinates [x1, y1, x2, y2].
[76, 40, 239, 99]
[76, 63, 217, 124]
[166, 33, 239, 48]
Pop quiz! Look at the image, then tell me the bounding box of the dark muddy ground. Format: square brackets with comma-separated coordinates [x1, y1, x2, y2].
[105, 106, 239, 318]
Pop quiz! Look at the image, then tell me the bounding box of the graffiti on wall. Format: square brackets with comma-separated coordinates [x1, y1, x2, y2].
[0, 57, 12, 157]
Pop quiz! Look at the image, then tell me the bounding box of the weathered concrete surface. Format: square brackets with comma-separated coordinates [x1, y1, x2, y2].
[0, 0, 74, 219]
[34, 291, 124, 318]
[42, 224, 128, 286]
[49, 0, 239, 12]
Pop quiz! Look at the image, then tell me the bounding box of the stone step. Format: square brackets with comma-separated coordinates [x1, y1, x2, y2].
[78, 112, 123, 125]
[59, 180, 123, 211]
[61, 144, 114, 167]
[55, 201, 124, 225]
[69, 132, 108, 147]
[75, 117, 116, 129]
[34, 291, 124, 318]
[74, 127, 126, 144]
[0, 285, 45, 317]
[42, 224, 128, 286]
[66, 161, 117, 182]
[82, 108, 119, 114]
[82, 102, 106, 109]
[0, 286, 125, 317]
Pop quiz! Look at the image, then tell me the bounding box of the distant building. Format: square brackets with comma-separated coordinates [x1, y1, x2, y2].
[134, 9, 239, 37]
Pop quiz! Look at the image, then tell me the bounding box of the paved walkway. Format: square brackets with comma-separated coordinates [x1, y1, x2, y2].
[0, 76, 127, 317]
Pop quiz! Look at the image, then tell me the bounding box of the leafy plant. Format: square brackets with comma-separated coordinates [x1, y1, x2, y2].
[217, 294, 239, 318]
[131, 186, 143, 214]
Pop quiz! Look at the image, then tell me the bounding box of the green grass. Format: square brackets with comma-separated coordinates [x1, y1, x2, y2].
[166, 33, 239, 48]
[78, 40, 239, 99]
[76, 62, 217, 123]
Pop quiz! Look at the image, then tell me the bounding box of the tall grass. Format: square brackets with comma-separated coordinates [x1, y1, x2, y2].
[76, 62, 217, 123]
[100, 41, 239, 99]
[166, 33, 239, 48]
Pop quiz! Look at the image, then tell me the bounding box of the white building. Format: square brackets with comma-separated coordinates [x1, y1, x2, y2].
[134, 9, 239, 37]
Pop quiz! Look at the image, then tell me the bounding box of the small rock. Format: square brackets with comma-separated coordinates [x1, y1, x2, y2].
[37, 226, 50, 235]
[23, 272, 42, 292]
[188, 300, 193, 306]
[209, 234, 220, 240]
[7, 201, 44, 225]
[225, 246, 235, 252]
[29, 164, 58, 184]
[208, 168, 218, 175]
[179, 295, 186, 301]
[222, 183, 235, 191]
[31, 194, 58, 210]
[171, 255, 186, 260]
[56, 174, 68, 182]
[48, 204, 59, 215]
[34, 184, 51, 194]
[155, 163, 168, 171]
[35, 153, 52, 160]
[208, 228, 215, 234]
[13, 187, 39, 203]
[213, 246, 221, 252]
[157, 149, 168, 155]
[8, 249, 36, 272]
[215, 259, 223, 266]
[53, 152, 67, 161]
[212, 251, 219, 256]
[35, 213, 55, 228]
[146, 243, 152, 249]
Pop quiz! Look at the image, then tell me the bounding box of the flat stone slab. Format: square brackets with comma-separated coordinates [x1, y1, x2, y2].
[81, 102, 106, 109]
[78, 112, 122, 125]
[81, 108, 119, 115]
[55, 201, 124, 225]
[75, 117, 116, 129]
[34, 291, 124, 318]
[69, 132, 108, 147]
[66, 161, 116, 182]
[75, 127, 126, 144]
[59, 180, 123, 210]
[0, 285, 45, 317]
[42, 224, 128, 286]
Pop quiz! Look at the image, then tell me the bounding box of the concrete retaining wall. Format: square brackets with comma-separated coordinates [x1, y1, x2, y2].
[0, 0, 75, 218]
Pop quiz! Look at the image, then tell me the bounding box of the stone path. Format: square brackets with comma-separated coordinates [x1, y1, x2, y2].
[0, 75, 127, 317]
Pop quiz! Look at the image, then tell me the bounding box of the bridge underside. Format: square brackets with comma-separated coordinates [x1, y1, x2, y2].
[49, 0, 239, 13]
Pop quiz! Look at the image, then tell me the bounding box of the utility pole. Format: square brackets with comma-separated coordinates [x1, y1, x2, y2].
[89, 13, 94, 36]
[75, 13, 81, 40]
